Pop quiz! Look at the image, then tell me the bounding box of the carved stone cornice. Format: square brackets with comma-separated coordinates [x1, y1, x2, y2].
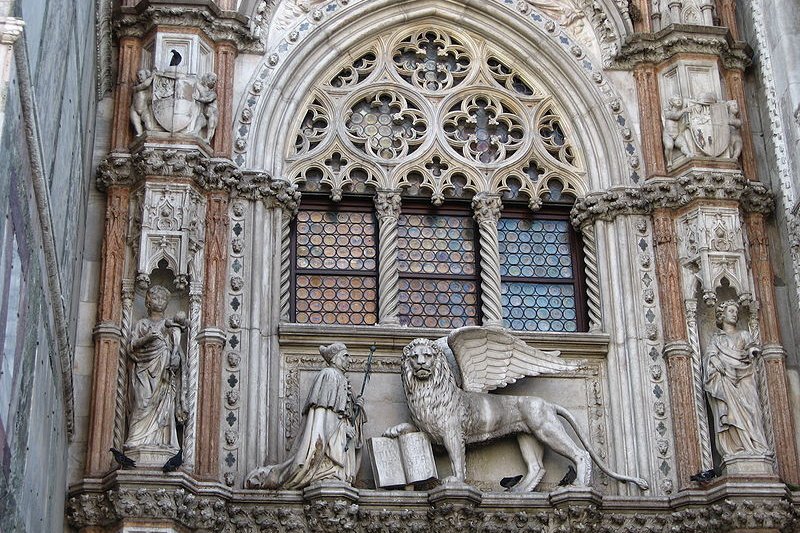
[66, 474, 799, 531]
[114, 0, 262, 53]
[1, 17, 25, 45]
[97, 147, 241, 193]
[611, 24, 751, 71]
[571, 171, 774, 229]
[235, 170, 301, 213]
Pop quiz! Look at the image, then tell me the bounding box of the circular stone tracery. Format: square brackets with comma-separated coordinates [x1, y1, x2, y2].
[345, 90, 428, 160]
[443, 94, 525, 164]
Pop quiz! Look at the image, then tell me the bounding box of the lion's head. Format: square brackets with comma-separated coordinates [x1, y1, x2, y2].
[401, 339, 460, 434]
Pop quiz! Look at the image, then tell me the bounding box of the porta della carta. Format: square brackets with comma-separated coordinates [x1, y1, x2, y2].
[3, 0, 800, 531]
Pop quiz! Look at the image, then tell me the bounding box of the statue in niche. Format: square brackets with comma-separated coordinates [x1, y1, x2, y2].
[130, 69, 156, 137]
[246, 342, 366, 489]
[703, 300, 769, 458]
[384, 327, 649, 492]
[726, 100, 743, 160]
[191, 72, 219, 144]
[124, 285, 188, 458]
[662, 96, 692, 163]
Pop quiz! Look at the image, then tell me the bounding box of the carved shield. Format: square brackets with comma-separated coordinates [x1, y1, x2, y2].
[688, 101, 730, 158]
[152, 74, 195, 133]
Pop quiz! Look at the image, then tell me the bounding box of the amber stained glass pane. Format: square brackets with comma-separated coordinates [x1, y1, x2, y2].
[295, 275, 377, 325]
[295, 210, 377, 270]
[398, 278, 478, 328]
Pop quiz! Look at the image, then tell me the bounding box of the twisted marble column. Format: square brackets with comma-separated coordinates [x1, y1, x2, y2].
[375, 190, 402, 325]
[472, 193, 503, 327]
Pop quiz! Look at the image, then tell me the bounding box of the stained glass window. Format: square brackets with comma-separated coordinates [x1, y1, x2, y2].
[498, 206, 585, 332]
[292, 201, 378, 325]
[397, 204, 480, 328]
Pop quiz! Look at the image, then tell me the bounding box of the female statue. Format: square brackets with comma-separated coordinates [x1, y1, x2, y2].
[703, 300, 769, 457]
[246, 342, 366, 489]
[124, 285, 187, 454]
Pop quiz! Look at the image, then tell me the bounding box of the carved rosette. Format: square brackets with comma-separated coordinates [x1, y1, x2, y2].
[472, 193, 503, 326]
[372, 190, 402, 325]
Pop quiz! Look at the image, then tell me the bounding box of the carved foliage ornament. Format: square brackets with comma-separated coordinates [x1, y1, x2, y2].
[287, 26, 585, 204]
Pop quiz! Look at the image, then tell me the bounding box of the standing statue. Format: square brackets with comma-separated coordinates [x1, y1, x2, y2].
[662, 96, 691, 163]
[703, 300, 769, 457]
[124, 285, 188, 457]
[130, 69, 156, 137]
[191, 72, 219, 143]
[726, 100, 743, 160]
[246, 342, 366, 489]
[384, 327, 649, 492]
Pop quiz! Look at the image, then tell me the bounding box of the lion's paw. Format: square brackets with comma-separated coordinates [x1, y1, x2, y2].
[382, 422, 417, 438]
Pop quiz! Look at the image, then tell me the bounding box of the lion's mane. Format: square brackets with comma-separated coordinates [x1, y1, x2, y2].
[401, 338, 462, 443]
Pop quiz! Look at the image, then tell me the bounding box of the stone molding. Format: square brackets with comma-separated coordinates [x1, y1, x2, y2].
[114, 0, 262, 53]
[97, 148, 299, 211]
[571, 170, 774, 229]
[66, 473, 799, 532]
[0, 16, 24, 45]
[611, 24, 751, 71]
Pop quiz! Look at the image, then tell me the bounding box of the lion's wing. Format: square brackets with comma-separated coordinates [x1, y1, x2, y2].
[447, 326, 585, 393]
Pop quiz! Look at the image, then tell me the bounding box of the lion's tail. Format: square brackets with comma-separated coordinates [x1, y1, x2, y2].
[555, 405, 650, 491]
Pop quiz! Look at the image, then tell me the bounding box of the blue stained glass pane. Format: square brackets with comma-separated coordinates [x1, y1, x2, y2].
[501, 282, 578, 332]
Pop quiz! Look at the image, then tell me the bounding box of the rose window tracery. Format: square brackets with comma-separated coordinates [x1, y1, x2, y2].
[345, 91, 428, 160]
[393, 30, 471, 91]
[442, 94, 525, 164]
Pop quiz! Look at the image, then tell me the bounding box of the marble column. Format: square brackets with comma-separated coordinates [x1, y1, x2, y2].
[472, 193, 504, 327]
[195, 191, 229, 479]
[634, 65, 667, 177]
[85, 186, 130, 476]
[716, 0, 740, 40]
[375, 190, 402, 326]
[746, 212, 800, 483]
[653, 208, 702, 488]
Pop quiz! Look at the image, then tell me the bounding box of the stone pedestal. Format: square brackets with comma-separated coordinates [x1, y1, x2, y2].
[722, 454, 775, 476]
[124, 446, 178, 468]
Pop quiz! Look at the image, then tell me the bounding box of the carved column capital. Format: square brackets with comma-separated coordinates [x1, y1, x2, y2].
[1, 17, 25, 45]
[471, 193, 503, 226]
[236, 171, 300, 214]
[374, 190, 402, 220]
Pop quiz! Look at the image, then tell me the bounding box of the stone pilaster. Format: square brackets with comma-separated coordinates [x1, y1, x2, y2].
[653, 209, 702, 488]
[717, 0, 740, 40]
[375, 190, 402, 326]
[86, 186, 130, 476]
[472, 194, 503, 327]
[195, 192, 229, 479]
[213, 41, 237, 157]
[634, 65, 667, 178]
[745, 212, 800, 484]
[110, 37, 141, 151]
[724, 69, 758, 180]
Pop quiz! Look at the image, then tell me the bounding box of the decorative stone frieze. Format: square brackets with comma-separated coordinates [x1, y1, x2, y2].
[97, 147, 241, 192]
[234, 170, 301, 211]
[114, 1, 262, 53]
[611, 24, 751, 71]
[570, 170, 774, 229]
[66, 474, 800, 532]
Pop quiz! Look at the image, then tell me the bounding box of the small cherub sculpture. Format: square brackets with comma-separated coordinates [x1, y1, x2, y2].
[192, 72, 218, 143]
[726, 100, 743, 160]
[662, 96, 692, 163]
[130, 69, 156, 136]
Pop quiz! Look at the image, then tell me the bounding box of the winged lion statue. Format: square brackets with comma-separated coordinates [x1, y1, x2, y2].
[384, 326, 649, 492]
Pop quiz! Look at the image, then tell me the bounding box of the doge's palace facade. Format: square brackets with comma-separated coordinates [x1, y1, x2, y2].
[1, 0, 798, 531]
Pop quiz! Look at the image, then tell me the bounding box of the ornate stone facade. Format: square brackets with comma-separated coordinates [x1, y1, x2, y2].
[3, 0, 800, 531]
